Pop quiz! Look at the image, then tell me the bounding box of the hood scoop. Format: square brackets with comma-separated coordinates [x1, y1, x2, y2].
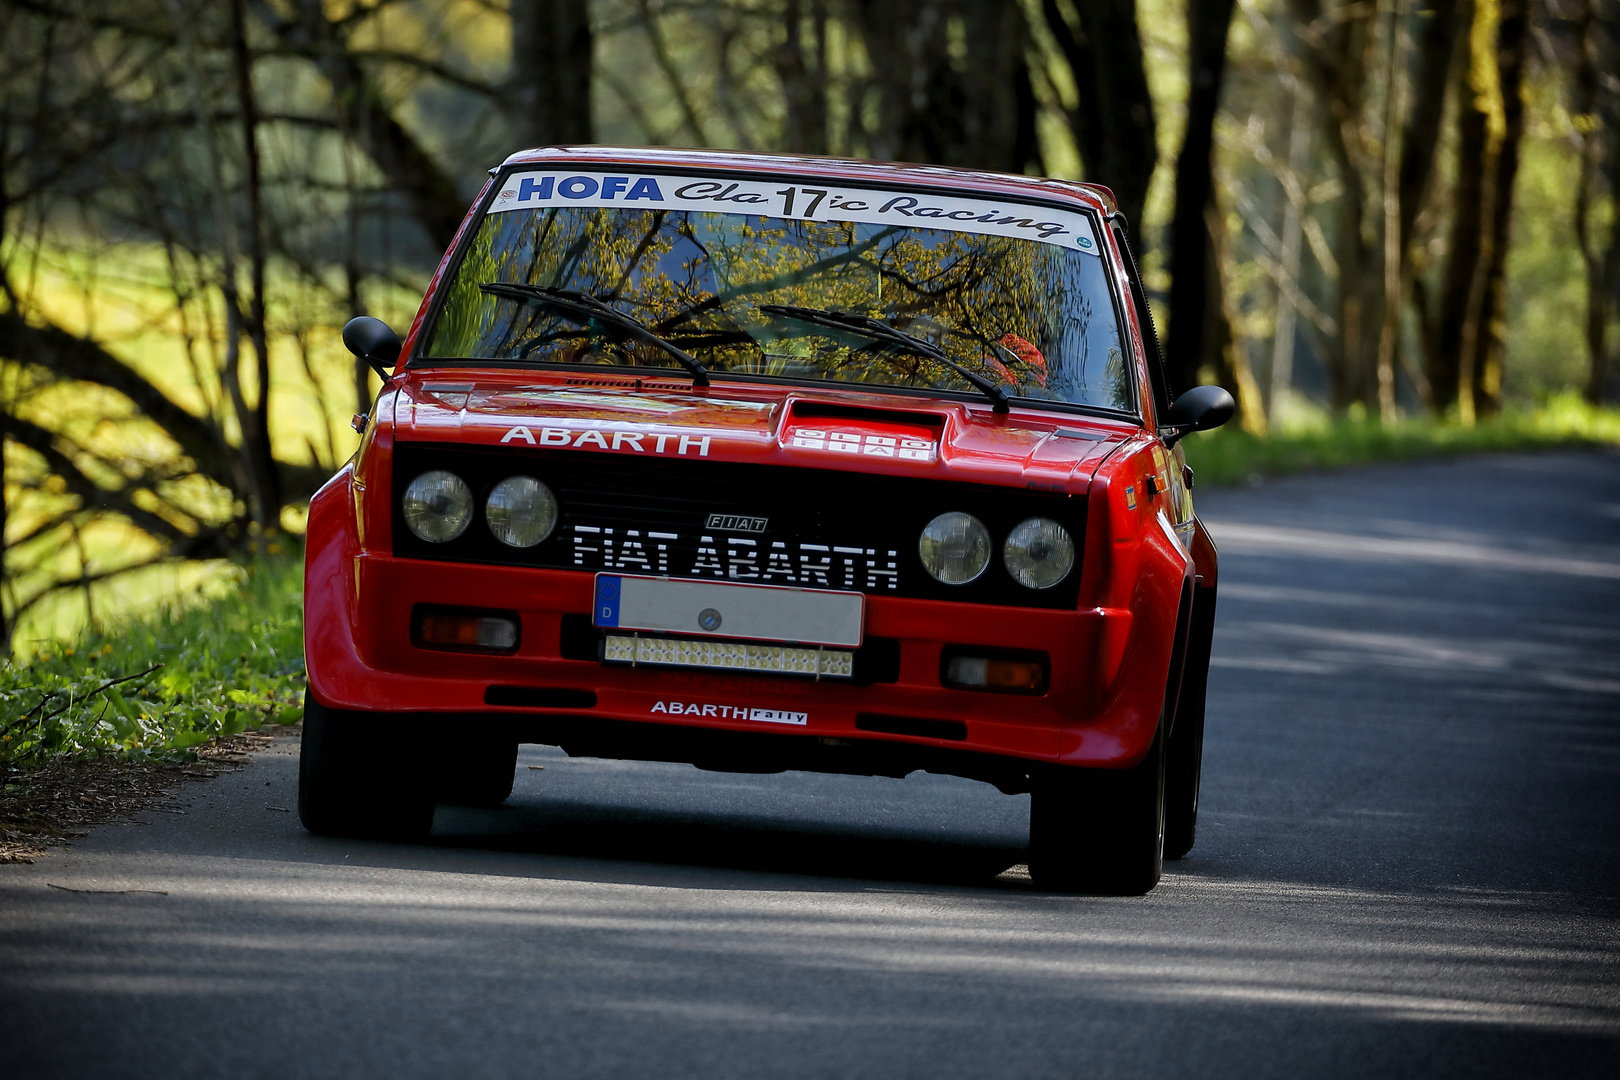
[787, 400, 946, 430]
[781, 399, 944, 464]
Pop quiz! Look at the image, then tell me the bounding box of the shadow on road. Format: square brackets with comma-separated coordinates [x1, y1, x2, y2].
[425, 795, 1033, 890]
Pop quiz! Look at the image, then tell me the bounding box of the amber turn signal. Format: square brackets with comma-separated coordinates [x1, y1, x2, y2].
[942, 653, 1048, 694]
[412, 607, 519, 653]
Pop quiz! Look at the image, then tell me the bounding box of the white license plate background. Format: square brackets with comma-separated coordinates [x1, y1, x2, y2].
[594, 575, 864, 647]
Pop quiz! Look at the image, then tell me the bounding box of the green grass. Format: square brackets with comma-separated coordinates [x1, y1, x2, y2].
[0, 554, 305, 771]
[1182, 394, 1620, 487]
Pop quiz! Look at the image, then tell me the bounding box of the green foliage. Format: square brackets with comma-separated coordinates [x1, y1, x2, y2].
[0, 556, 305, 770]
[1183, 393, 1620, 486]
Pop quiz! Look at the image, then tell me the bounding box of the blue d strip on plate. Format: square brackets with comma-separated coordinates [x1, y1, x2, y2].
[594, 574, 622, 627]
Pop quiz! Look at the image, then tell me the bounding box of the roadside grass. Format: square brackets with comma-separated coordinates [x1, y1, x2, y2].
[1, 554, 306, 774]
[1182, 394, 1620, 486]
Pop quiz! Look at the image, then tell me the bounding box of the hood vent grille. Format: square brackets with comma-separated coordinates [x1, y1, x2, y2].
[562, 376, 694, 392]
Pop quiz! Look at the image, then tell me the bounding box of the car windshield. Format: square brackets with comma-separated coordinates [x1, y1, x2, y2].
[423, 170, 1134, 413]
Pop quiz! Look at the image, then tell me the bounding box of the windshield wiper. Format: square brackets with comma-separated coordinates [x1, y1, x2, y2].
[758, 304, 1010, 413]
[480, 282, 710, 386]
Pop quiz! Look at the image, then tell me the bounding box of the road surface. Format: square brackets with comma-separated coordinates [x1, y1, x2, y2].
[3, 450, 1618, 1078]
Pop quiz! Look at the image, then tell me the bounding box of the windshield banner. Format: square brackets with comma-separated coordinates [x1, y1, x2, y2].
[487, 171, 1101, 255]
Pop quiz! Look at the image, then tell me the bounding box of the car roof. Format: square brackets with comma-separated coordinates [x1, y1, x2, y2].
[495, 145, 1117, 215]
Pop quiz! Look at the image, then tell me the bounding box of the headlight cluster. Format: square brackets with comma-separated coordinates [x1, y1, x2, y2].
[918, 512, 1073, 590]
[403, 471, 558, 547]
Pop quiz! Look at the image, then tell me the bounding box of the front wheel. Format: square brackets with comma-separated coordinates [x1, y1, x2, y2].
[297, 691, 434, 841]
[1027, 723, 1166, 896]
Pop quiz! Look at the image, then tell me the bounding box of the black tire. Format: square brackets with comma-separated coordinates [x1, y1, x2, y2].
[437, 740, 519, 807]
[297, 691, 434, 840]
[1165, 587, 1216, 860]
[1163, 703, 1205, 860]
[1027, 722, 1166, 895]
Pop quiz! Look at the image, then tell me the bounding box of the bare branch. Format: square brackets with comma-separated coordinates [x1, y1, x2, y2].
[637, 0, 713, 144]
[263, 0, 469, 249]
[0, 412, 209, 545]
[260, 44, 502, 99]
[0, 311, 233, 486]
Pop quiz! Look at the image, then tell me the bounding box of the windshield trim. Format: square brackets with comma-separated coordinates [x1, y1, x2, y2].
[409, 164, 1140, 421]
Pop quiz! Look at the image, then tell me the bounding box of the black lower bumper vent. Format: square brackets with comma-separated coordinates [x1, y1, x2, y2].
[855, 713, 967, 742]
[485, 686, 597, 709]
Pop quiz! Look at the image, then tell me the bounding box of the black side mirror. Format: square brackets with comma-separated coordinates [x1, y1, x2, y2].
[1160, 385, 1235, 448]
[343, 316, 401, 380]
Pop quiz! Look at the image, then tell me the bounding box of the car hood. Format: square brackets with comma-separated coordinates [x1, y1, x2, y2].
[390, 373, 1132, 492]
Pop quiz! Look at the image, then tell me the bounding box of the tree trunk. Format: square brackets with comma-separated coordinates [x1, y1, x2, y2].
[1374, 0, 1409, 422]
[775, 0, 830, 154]
[968, 0, 1040, 174]
[343, 142, 372, 417]
[1269, 79, 1313, 420]
[1597, 0, 1620, 404]
[1573, 0, 1620, 404]
[1164, 0, 1238, 399]
[346, 262, 371, 418]
[1436, 0, 1504, 422]
[1288, 0, 1380, 412]
[1400, 0, 1464, 254]
[0, 148, 11, 654]
[1471, 0, 1530, 418]
[851, 0, 1034, 172]
[1207, 197, 1268, 432]
[1431, 1, 1482, 412]
[1038, 0, 1158, 232]
[853, 1, 952, 164]
[231, 0, 280, 532]
[509, 0, 594, 148]
[281, 0, 468, 250]
[1391, 0, 1464, 410]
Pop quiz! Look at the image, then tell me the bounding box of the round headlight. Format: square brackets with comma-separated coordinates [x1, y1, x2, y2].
[1004, 517, 1074, 589]
[402, 470, 473, 543]
[918, 512, 992, 585]
[486, 475, 558, 548]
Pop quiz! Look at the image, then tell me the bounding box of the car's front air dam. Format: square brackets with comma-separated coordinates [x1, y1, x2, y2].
[307, 538, 1166, 767]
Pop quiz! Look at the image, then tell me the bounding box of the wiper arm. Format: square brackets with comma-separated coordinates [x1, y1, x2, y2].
[758, 304, 1010, 413]
[480, 282, 710, 386]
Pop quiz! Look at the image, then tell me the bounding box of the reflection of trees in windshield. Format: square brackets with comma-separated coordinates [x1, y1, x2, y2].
[427, 207, 1131, 412]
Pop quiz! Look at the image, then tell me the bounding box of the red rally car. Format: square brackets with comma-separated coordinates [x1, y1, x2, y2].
[300, 146, 1234, 896]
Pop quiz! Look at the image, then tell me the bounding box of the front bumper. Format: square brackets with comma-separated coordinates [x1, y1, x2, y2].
[306, 546, 1164, 769]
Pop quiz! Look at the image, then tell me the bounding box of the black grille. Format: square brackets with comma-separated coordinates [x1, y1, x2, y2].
[391, 443, 1084, 609]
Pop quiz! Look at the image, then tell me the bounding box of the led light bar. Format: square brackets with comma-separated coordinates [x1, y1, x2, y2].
[603, 633, 854, 680]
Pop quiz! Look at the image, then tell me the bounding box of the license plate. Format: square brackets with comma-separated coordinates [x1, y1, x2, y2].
[593, 574, 864, 648]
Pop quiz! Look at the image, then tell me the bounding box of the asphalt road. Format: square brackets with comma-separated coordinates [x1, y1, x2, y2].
[3, 450, 1618, 1079]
